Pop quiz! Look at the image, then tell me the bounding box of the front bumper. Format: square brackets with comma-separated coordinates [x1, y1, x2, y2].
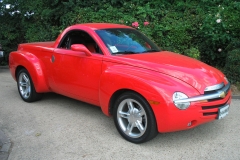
[158, 82, 232, 133]
[174, 82, 230, 104]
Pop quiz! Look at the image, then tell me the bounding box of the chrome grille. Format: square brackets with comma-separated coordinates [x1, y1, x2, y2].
[201, 82, 230, 117]
[173, 82, 230, 104]
[202, 101, 228, 110]
[204, 82, 225, 94]
[204, 82, 230, 101]
[201, 96, 230, 117]
[204, 82, 224, 92]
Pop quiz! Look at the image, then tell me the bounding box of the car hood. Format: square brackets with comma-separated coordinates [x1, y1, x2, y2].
[112, 51, 225, 94]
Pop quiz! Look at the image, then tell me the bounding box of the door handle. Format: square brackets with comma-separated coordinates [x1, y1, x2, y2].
[51, 55, 55, 63]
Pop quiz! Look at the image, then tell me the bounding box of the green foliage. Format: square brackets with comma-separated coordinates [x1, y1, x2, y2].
[185, 47, 201, 60]
[0, 0, 240, 78]
[224, 48, 240, 83]
[197, 1, 240, 67]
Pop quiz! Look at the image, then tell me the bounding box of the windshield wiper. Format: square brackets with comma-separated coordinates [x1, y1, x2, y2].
[141, 49, 159, 53]
[112, 51, 138, 55]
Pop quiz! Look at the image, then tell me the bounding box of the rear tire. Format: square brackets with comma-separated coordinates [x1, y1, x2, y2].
[113, 92, 158, 143]
[17, 68, 42, 102]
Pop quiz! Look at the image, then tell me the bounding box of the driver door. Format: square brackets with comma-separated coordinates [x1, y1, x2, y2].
[50, 30, 103, 105]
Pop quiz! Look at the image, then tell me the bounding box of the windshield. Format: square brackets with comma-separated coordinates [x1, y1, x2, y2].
[95, 28, 160, 55]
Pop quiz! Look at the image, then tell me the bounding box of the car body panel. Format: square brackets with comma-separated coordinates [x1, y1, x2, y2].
[119, 52, 226, 94]
[51, 48, 103, 106]
[9, 50, 49, 93]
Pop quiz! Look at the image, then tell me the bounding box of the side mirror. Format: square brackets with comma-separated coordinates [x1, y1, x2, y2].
[71, 44, 92, 56]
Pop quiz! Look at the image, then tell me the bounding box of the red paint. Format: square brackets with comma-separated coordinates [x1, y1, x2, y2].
[9, 23, 231, 133]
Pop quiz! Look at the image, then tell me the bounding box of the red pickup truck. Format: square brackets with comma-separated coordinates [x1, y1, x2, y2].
[9, 23, 231, 143]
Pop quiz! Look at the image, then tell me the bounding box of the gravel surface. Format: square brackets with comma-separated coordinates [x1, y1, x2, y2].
[0, 68, 240, 160]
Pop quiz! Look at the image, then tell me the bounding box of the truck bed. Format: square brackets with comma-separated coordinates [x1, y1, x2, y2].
[18, 41, 55, 52]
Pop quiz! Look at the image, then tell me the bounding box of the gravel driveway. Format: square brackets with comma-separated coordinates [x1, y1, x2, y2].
[0, 68, 240, 160]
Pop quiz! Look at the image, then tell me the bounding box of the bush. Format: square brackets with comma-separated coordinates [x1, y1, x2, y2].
[185, 47, 201, 60]
[197, 1, 240, 67]
[224, 49, 240, 83]
[1, 0, 240, 70]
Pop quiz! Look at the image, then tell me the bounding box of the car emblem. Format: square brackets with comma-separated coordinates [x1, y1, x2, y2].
[219, 91, 226, 98]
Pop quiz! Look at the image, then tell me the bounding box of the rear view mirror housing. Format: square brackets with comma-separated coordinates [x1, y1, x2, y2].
[71, 44, 92, 56]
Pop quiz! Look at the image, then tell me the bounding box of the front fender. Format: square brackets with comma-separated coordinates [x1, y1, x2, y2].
[99, 64, 200, 132]
[9, 51, 49, 93]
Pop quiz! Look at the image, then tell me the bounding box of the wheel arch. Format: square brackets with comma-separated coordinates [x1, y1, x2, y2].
[109, 89, 150, 115]
[15, 65, 25, 79]
[9, 51, 50, 93]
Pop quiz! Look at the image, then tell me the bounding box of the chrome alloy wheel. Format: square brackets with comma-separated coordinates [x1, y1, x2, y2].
[18, 72, 31, 99]
[117, 98, 147, 138]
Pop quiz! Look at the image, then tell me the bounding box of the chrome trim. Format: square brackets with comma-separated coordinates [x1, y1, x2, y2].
[174, 82, 230, 103]
[204, 82, 224, 92]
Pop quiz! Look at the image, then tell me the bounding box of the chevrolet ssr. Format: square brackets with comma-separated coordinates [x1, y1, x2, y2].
[9, 23, 231, 143]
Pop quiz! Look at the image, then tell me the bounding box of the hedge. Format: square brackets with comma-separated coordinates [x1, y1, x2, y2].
[0, 0, 239, 83]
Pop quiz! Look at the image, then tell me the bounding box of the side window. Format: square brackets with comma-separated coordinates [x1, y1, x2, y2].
[58, 30, 102, 54]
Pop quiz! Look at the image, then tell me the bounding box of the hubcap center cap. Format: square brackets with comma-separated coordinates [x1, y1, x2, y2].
[128, 108, 142, 124]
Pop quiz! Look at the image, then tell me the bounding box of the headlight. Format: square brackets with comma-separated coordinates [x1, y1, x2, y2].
[173, 92, 190, 110]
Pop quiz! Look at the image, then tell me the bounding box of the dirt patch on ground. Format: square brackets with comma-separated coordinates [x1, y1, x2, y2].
[231, 85, 240, 95]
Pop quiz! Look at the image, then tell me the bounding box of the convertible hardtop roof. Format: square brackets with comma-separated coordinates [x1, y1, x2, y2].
[72, 23, 133, 30]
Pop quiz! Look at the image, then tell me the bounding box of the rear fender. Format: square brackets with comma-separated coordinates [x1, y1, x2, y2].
[9, 51, 49, 93]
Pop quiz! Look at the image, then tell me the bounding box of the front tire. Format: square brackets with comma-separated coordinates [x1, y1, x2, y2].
[17, 68, 42, 102]
[113, 92, 158, 143]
